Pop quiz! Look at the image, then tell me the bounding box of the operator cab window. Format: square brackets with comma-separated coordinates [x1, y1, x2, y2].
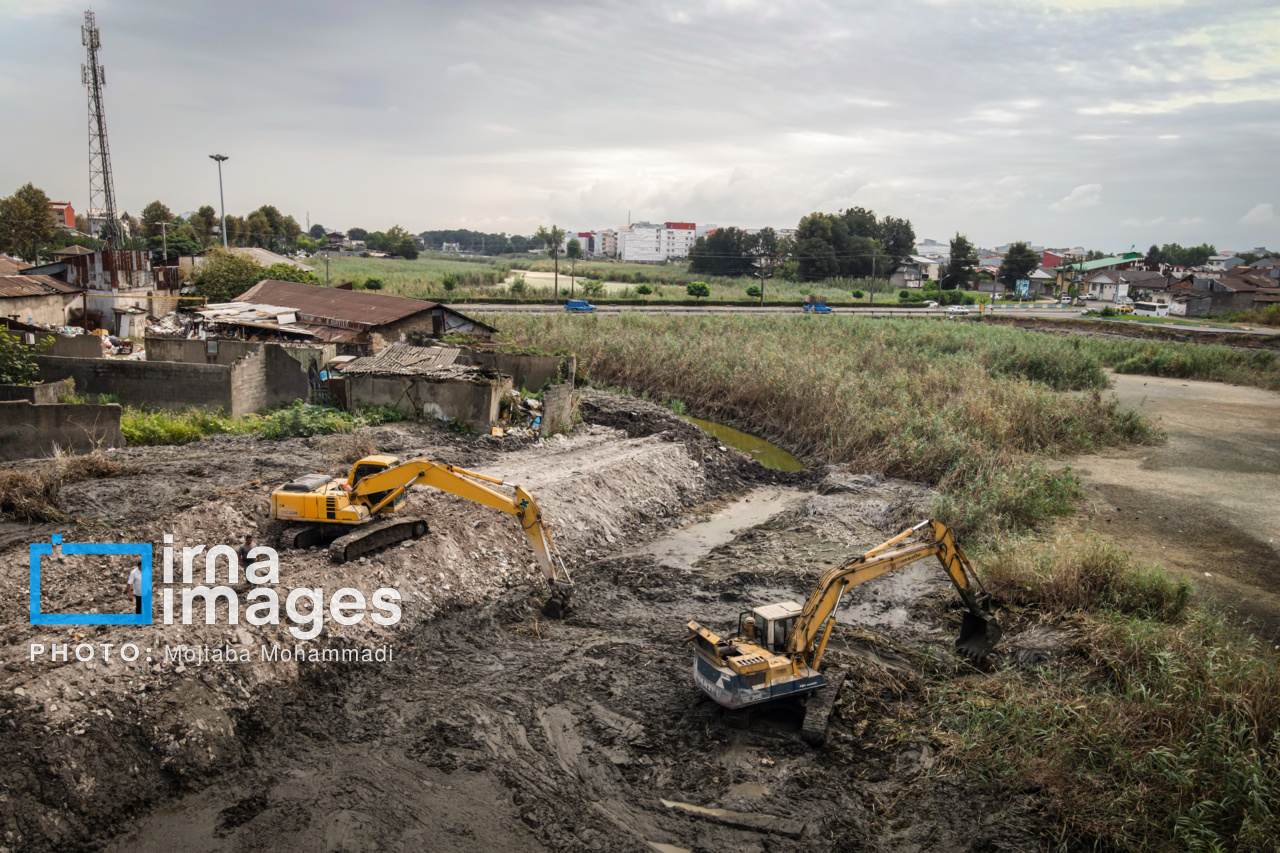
[350, 462, 387, 487]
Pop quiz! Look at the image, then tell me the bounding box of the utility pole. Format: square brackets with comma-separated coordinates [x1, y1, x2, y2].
[869, 255, 876, 305]
[209, 154, 228, 247]
[158, 220, 167, 264]
[325, 253, 330, 287]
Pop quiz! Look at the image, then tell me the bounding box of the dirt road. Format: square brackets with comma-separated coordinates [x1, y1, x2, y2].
[1068, 373, 1280, 639]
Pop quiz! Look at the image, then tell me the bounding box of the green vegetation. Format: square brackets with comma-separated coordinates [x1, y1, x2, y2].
[492, 314, 1163, 539]
[188, 247, 318, 302]
[119, 401, 406, 446]
[936, 539, 1278, 850]
[0, 332, 44, 384]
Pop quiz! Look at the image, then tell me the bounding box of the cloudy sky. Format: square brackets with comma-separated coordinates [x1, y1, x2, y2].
[1, 0, 1277, 250]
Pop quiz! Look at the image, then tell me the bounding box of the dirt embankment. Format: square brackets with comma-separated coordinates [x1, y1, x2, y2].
[979, 314, 1280, 349]
[0, 391, 805, 852]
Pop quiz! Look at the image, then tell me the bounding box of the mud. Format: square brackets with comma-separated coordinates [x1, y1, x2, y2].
[0, 391, 1034, 852]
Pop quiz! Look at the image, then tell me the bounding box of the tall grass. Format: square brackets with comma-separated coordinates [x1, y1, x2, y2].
[1086, 337, 1280, 390]
[940, 539, 1279, 850]
[492, 314, 1160, 538]
[120, 401, 406, 447]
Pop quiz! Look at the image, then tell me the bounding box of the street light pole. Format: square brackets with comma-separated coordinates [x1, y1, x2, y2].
[209, 154, 229, 247]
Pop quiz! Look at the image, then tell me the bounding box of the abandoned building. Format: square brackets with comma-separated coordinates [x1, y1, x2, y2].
[0, 275, 84, 326]
[224, 279, 498, 348]
[22, 248, 174, 335]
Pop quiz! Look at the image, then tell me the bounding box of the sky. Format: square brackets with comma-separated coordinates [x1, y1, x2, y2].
[0, 0, 1277, 251]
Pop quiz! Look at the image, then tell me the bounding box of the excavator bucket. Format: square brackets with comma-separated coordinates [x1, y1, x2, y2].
[956, 607, 1002, 662]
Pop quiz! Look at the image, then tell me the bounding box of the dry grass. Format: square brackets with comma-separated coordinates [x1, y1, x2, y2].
[327, 433, 377, 466]
[0, 449, 137, 522]
[982, 535, 1192, 621]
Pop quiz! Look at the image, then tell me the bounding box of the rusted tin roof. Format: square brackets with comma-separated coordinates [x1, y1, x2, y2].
[0, 256, 33, 275]
[0, 275, 83, 297]
[236, 279, 438, 326]
[339, 343, 479, 380]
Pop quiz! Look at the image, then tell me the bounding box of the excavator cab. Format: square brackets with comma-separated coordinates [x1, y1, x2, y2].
[738, 601, 802, 653]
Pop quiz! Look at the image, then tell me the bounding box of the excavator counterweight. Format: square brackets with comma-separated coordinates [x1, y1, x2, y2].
[687, 519, 1000, 742]
[271, 455, 572, 618]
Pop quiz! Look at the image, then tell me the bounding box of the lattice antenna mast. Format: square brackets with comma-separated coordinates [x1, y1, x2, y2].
[82, 10, 120, 248]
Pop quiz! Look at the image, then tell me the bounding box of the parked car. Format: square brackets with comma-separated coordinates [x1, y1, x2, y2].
[925, 301, 940, 308]
[802, 302, 833, 314]
[946, 305, 971, 315]
[564, 299, 596, 313]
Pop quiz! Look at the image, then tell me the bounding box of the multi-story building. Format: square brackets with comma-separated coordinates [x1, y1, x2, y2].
[597, 229, 617, 257]
[619, 222, 662, 262]
[660, 222, 696, 258]
[49, 201, 75, 229]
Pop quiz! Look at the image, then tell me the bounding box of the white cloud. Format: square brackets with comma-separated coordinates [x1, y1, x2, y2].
[1240, 203, 1276, 226]
[1050, 184, 1102, 211]
[1121, 216, 1165, 227]
[446, 61, 483, 79]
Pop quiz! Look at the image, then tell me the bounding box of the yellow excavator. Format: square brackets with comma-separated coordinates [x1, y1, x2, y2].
[686, 518, 1000, 743]
[270, 455, 573, 617]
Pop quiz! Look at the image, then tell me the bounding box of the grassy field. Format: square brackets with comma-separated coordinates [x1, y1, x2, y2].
[309, 253, 993, 305]
[490, 312, 1280, 850]
[492, 314, 1169, 539]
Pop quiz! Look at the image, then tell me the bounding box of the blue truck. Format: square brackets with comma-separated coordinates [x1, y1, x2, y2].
[564, 299, 596, 313]
[801, 302, 833, 314]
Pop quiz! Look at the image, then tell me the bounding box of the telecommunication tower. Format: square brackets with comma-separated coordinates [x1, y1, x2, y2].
[81, 10, 121, 248]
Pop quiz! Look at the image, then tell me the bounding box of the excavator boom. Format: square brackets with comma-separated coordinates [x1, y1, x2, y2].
[271, 455, 572, 617]
[687, 518, 1001, 724]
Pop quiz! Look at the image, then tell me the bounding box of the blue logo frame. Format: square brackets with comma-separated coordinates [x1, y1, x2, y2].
[30, 535, 152, 625]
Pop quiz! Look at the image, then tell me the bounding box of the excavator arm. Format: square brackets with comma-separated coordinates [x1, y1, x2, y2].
[351, 459, 573, 597]
[787, 519, 999, 668]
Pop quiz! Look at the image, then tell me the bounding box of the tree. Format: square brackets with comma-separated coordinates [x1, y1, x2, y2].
[877, 215, 916, 267]
[943, 233, 977, 290]
[188, 248, 270, 302]
[534, 225, 566, 300]
[348, 227, 368, 241]
[0, 183, 57, 262]
[1145, 244, 1161, 264]
[190, 205, 219, 248]
[795, 237, 838, 281]
[566, 238, 582, 297]
[686, 281, 710, 302]
[139, 200, 173, 239]
[396, 239, 419, 260]
[262, 263, 318, 285]
[363, 277, 384, 290]
[688, 227, 756, 277]
[0, 332, 44, 384]
[997, 242, 1040, 291]
[309, 223, 326, 240]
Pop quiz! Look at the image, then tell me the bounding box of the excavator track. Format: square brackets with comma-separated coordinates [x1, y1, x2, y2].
[329, 518, 429, 563]
[800, 669, 847, 747]
[278, 524, 344, 551]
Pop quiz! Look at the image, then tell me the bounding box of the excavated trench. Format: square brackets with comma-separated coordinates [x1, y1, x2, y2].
[0, 391, 1035, 852]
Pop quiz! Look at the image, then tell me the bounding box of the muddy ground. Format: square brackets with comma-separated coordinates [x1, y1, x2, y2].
[0, 391, 1038, 852]
[1065, 373, 1280, 641]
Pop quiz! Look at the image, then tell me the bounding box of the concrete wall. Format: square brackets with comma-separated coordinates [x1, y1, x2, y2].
[0, 379, 74, 405]
[36, 347, 307, 418]
[0, 292, 82, 327]
[469, 352, 575, 392]
[41, 333, 104, 359]
[539, 383, 575, 436]
[37, 355, 235, 413]
[0, 401, 123, 462]
[231, 346, 309, 416]
[146, 337, 336, 372]
[348, 373, 511, 432]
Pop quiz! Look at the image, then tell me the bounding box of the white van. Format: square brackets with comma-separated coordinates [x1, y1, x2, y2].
[1133, 301, 1169, 318]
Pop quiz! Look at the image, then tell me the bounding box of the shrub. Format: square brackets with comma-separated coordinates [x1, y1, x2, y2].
[687, 281, 710, 301]
[745, 285, 761, 298]
[441, 272, 459, 292]
[851, 290, 863, 299]
[363, 277, 384, 290]
[580, 279, 605, 297]
[508, 273, 527, 297]
[636, 284, 653, 296]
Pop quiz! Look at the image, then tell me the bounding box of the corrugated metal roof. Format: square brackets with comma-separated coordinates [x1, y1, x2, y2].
[195, 302, 320, 337]
[236, 279, 439, 326]
[0, 275, 83, 297]
[339, 343, 478, 380]
[0, 256, 33, 275]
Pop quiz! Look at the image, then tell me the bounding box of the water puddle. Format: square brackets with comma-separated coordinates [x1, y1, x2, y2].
[685, 416, 803, 471]
[639, 487, 809, 570]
